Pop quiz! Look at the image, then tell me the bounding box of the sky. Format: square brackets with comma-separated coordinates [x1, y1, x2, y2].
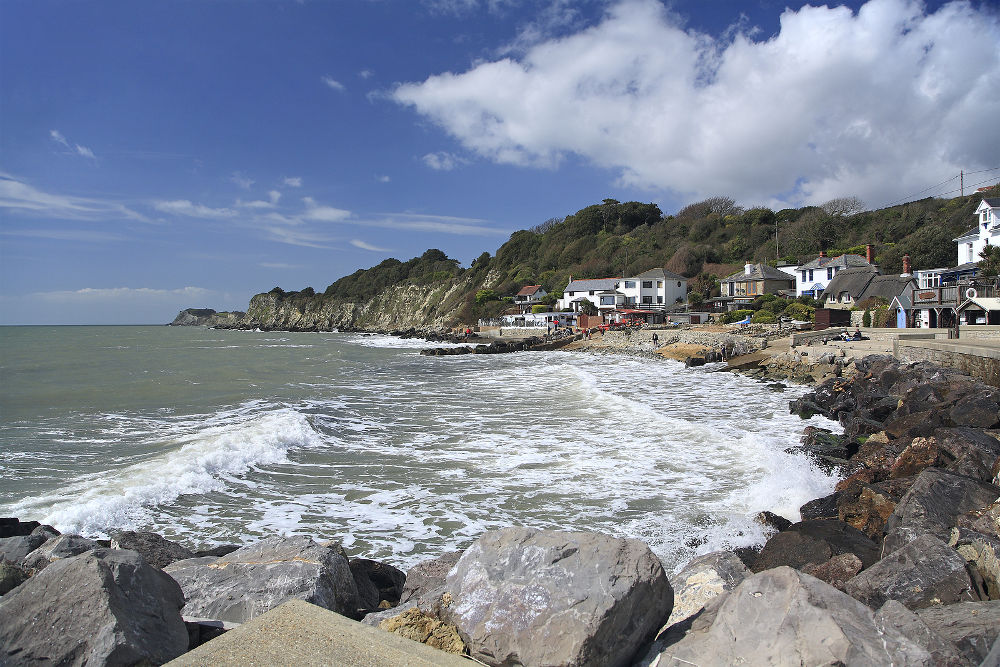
[1, 0, 999, 325]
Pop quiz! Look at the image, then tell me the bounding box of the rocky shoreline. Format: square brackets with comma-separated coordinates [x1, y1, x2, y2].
[2, 355, 999, 665]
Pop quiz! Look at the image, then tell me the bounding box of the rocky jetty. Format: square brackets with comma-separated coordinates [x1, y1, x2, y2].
[2, 355, 999, 665]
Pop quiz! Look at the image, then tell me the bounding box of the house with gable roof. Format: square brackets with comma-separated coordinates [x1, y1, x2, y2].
[512, 285, 548, 312]
[715, 263, 795, 310]
[794, 248, 875, 298]
[556, 268, 688, 319]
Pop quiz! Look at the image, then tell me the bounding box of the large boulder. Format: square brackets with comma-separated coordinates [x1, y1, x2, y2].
[882, 467, 1000, 555]
[21, 534, 99, 571]
[399, 550, 463, 604]
[837, 476, 913, 540]
[916, 601, 1000, 665]
[649, 567, 934, 666]
[662, 550, 750, 628]
[0, 548, 188, 666]
[436, 527, 673, 667]
[163, 535, 360, 623]
[844, 533, 978, 610]
[752, 519, 880, 573]
[349, 558, 406, 612]
[0, 533, 49, 563]
[109, 530, 195, 569]
[874, 600, 966, 666]
[934, 427, 1000, 481]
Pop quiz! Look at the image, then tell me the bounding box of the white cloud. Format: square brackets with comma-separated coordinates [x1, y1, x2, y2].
[322, 75, 346, 92]
[0, 175, 148, 221]
[395, 0, 1000, 208]
[269, 190, 282, 204]
[359, 212, 504, 236]
[302, 198, 352, 222]
[33, 286, 215, 302]
[0, 228, 126, 242]
[236, 191, 282, 209]
[230, 172, 255, 189]
[260, 262, 304, 269]
[49, 129, 96, 159]
[377, 175, 391, 183]
[359, 69, 374, 79]
[153, 199, 238, 219]
[422, 151, 467, 171]
[283, 177, 303, 187]
[350, 239, 391, 251]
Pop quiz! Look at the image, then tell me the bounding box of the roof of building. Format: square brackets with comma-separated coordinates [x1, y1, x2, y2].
[516, 285, 544, 297]
[564, 278, 619, 292]
[823, 267, 879, 300]
[720, 263, 796, 282]
[955, 226, 980, 241]
[981, 197, 1000, 207]
[958, 297, 1000, 312]
[632, 267, 687, 281]
[857, 275, 916, 303]
[798, 253, 872, 271]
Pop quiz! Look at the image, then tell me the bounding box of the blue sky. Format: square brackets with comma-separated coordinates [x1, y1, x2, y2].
[2, 0, 998, 324]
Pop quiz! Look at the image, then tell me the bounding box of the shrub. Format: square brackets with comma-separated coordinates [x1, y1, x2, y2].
[751, 310, 778, 324]
[863, 310, 872, 327]
[783, 303, 815, 322]
[720, 309, 754, 324]
[475, 289, 499, 305]
[531, 304, 550, 314]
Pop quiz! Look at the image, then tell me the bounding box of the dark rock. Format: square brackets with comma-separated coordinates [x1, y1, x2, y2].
[916, 601, 1000, 665]
[884, 409, 951, 439]
[647, 567, 934, 666]
[0, 533, 49, 563]
[882, 467, 1000, 555]
[802, 552, 863, 590]
[732, 545, 760, 570]
[754, 510, 792, 532]
[934, 427, 1000, 481]
[437, 527, 673, 667]
[0, 519, 40, 538]
[845, 533, 977, 610]
[874, 600, 967, 667]
[21, 534, 99, 571]
[109, 530, 195, 569]
[163, 535, 360, 623]
[797, 426, 854, 461]
[890, 436, 942, 478]
[753, 519, 880, 573]
[843, 415, 889, 441]
[399, 550, 463, 605]
[949, 526, 1000, 600]
[0, 560, 29, 595]
[800, 492, 841, 521]
[194, 544, 241, 558]
[31, 524, 60, 539]
[837, 477, 913, 540]
[349, 558, 406, 612]
[852, 431, 904, 470]
[949, 391, 1000, 428]
[0, 548, 188, 666]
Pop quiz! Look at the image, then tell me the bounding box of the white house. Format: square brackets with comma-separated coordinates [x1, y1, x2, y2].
[558, 268, 687, 313]
[794, 249, 874, 297]
[955, 198, 1000, 265]
[513, 285, 548, 312]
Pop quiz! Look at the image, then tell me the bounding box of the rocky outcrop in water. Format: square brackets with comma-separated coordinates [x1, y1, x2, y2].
[169, 308, 245, 327]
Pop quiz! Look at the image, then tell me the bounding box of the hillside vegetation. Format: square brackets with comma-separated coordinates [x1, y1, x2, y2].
[252, 186, 999, 329]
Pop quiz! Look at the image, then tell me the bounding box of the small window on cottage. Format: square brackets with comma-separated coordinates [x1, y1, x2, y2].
[677, 281, 682, 287]
[589, 290, 595, 295]
[657, 281, 663, 288]
[642, 281, 653, 288]
[624, 281, 635, 288]
[657, 296, 663, 303]
[808, 269, 814, 282]
[827, 268, 833, 280]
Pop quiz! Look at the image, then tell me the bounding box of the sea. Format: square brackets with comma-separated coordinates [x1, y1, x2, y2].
[0, 325, 841, 572]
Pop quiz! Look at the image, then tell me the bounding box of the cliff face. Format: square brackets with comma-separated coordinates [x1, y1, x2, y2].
[170, 309, 246, 327]
[236, 277, 474, 331]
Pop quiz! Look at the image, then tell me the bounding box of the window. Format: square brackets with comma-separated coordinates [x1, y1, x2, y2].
[827, 268, 833, 280]
[967, 244, 974, 263]
[642, 296, 652, 304]
[568, 291, 574, 296]
[657, 296, 663, 303]
[600, 296, 615, 305]
[677, 281, 682, 287]
[808, 269, 814, 282]
[657, 281, 663, 288]
[642, 281, 653, 288]
[589, 290, 595, 295]
[801, 271, 807, 282]
[624, 281, 635, 288]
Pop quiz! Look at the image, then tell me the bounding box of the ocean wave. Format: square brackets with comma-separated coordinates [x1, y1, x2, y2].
[16, 408, 322, 536]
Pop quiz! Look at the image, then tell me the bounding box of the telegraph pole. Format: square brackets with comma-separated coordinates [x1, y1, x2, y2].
[961, 170, 964, 196]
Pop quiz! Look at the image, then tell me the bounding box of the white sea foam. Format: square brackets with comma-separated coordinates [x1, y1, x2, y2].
[17, 408, 322, 536]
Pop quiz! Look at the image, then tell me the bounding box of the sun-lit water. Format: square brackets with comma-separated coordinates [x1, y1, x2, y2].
[0, 325, 839, 571]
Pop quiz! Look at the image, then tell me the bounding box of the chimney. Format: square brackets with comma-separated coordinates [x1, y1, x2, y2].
[866, 244, 874, 264]
[902, 254, 912, 277]
[819, 250, 827, 258]
[744, 263, 753, 276]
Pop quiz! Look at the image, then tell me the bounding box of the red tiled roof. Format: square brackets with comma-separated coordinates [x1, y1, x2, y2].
[516, 285, 543, 296]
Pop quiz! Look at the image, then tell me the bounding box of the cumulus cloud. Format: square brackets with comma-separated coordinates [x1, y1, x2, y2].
[423, 151, 467, 171]
[322, 75, 346, 92]
[350, 239, 391, 251]
[283, 177, 303, 187]
[394, 0, 1000, 208]
[230, 171, 255, 189]
[153, 199, 237, 219]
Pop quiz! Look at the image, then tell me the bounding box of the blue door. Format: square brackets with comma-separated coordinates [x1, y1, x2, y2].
[896, 309, 906, 328]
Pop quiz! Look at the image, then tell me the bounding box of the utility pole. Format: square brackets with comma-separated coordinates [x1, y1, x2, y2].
[775, 218, 779, 260]
[961, 170, 964, 196]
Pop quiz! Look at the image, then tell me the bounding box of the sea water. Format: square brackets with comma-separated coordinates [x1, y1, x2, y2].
[0, 325, 840, 571]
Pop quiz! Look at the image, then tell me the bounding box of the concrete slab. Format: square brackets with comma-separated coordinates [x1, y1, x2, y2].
[165, 600, 470, 667]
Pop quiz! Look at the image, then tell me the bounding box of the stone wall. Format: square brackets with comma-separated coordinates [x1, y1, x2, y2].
[895, 339, 1000, 387]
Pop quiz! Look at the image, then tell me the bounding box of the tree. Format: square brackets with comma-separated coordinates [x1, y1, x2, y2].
[688, 291, 705, 307]
[821, 196, 866, 217]
[578, 299, 598, 316]
[978, 244, 1000, 279]
[475, 289, 499, 305]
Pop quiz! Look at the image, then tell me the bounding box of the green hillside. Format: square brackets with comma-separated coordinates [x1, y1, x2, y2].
[268, 185, 1000, 326]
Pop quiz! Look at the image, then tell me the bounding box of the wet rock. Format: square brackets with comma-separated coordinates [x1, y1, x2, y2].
[398, 550, 463, 605]
[882, 467, 1000, 556]
[754, 511, 792, 533]
[837, 477, 912, 540]
[799, 492, 841, 521]
[109, 530, 195, 569]
[0, 519, 40, 538]
[164, 535, 360, 623]
[194, 544, 241, 558]
[752, 519, 880, 573]
[874, 600, 967, 667]
[915, 601, 1000, 665]
[845, 533, 977, 610]
[21, 534, 99, 572]
[0, 533, 49, 563]
[649, 567, 934, 666]
[349, 558, 406, 612]
[438, 527, 673, 667]
[0, 548, 187, 666]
